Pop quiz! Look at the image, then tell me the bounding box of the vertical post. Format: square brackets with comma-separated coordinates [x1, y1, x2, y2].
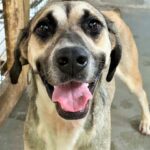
[3, 0, 30, 69]
[0, 0, 30, 126]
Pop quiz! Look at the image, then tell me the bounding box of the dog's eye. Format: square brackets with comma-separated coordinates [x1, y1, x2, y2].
[81, 18, 102, 37]
[88, 19, 101, 34]
[35, 20, 55, 39]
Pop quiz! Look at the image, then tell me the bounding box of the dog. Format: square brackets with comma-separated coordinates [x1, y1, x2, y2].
[9, 1, 150, 150]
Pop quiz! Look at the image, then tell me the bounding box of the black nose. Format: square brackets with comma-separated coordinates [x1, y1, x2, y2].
[55, 47, 88, 75]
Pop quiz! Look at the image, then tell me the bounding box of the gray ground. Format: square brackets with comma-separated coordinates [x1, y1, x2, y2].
[0, 6, 150, 150]
[111, 8, 150, 150]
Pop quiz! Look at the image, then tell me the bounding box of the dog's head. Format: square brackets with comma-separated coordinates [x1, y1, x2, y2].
[10, 1, 121, 120]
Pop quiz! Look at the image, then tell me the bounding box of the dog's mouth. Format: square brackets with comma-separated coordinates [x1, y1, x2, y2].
[40, 76, 99, 120]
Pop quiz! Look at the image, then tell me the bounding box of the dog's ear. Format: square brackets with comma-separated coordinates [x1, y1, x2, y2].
[104, 16, 122, 82]
[9, 28, 29, 84]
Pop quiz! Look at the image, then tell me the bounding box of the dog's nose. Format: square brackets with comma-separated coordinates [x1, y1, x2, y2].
[56, 47, 88, 75]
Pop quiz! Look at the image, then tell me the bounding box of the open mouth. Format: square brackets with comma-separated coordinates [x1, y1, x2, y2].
[40, 76, 99, 120]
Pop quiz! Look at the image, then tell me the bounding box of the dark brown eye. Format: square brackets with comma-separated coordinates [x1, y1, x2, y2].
[35, 21, 52, 39]
[88, 19, 101, 33]
[87, 19, 102, 36]
[34, 13, 57, 40]
[81, 17, 102, 38]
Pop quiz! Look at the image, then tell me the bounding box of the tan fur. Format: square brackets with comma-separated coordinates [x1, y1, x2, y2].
[22, 2, 115, 150]
[10, 1, 150, 150]
[103, 10, 150, 135]
[24, 3, 150, 150]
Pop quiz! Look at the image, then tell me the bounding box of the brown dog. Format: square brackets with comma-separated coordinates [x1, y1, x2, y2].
[9, 1, 150, 150]
[103, 10, 150, 135]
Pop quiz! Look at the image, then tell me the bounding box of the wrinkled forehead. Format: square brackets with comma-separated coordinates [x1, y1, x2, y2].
[30, 1, 106, 30]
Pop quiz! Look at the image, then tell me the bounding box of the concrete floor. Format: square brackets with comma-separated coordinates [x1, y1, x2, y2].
[111, 8, 150, 150]
[0, 7, 150, 150]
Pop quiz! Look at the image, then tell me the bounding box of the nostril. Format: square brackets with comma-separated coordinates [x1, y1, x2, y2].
[58, 57, 69, 66]
[76, 56, 88, 66]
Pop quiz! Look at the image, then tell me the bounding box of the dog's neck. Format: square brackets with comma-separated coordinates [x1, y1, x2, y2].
[29, 74, 87, 150]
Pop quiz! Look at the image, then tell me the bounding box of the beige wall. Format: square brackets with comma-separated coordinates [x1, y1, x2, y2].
[98, 0, 149, 5]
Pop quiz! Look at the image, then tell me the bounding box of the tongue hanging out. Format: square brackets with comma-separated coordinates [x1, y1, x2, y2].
[52, 82, 92, 112]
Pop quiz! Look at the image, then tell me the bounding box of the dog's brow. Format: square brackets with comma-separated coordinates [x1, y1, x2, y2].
[65, 3, 71, 18]
[82, 9, 103, 25]
[83, 9, 90, 19]
[34, 11, 55, 28]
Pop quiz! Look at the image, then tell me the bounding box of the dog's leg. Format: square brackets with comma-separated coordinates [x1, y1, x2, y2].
[117, 65, 150, 135]
[104, 10, 150, 135]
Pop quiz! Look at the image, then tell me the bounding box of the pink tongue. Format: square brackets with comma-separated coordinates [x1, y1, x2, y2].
[52, 82, 92, 112]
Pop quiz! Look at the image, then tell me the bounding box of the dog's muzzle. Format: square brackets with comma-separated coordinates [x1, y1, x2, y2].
[38, 46, 104, 120]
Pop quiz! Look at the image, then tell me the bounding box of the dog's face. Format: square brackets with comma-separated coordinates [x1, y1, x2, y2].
[10, 1, 121, 120]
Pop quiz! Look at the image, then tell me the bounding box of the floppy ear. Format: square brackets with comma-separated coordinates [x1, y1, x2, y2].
[104, 16, 122, 82]
[9, 28, 29, 84]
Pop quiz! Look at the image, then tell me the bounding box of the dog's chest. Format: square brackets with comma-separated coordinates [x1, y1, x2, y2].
[36, 94, 86, 150]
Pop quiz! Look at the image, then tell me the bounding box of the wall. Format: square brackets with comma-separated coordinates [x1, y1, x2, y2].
[100, 0, 150, 5]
